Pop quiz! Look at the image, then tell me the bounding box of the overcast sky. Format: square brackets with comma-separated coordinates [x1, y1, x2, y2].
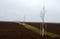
[0, 0, 60, 23]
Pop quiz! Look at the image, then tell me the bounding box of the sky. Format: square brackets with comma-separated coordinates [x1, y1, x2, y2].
[0, 0, 60, 23]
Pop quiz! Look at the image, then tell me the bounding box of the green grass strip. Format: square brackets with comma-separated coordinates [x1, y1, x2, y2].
[16, 22, 60, 38]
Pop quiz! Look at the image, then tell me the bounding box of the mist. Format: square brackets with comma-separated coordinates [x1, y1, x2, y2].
[0, 0, 60, 23]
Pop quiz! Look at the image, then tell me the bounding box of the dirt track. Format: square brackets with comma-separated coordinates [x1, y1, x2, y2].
[0, 22, 60, 39]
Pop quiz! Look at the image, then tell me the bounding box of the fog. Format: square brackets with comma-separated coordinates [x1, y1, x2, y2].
[0, 0, 60, 23]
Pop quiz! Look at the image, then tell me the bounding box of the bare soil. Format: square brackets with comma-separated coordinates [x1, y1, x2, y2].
[0, 22, 60, 39]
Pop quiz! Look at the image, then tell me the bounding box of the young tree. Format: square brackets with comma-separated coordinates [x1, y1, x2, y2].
[40, 0, 46, 36]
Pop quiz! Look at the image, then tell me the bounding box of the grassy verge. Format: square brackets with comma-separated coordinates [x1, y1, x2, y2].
[16, 22, 60, 38]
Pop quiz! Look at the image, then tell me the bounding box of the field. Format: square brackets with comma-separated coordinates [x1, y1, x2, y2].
[0, 22, 60, 39]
